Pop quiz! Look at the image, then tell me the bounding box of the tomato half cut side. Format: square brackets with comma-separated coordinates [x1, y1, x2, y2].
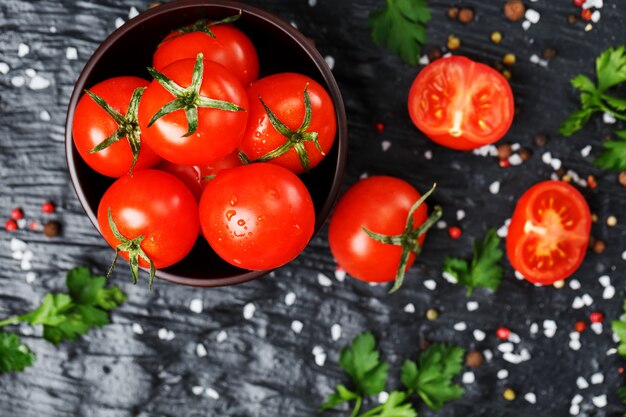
[506, 181, 591, 285]
[408, 56, 514, 150]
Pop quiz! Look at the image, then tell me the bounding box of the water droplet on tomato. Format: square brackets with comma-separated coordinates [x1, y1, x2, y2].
[229, 195, 238, 206]
[237, 219, 246, 226]
[254, 131, 263, 138]
[226, 210, 236, 221]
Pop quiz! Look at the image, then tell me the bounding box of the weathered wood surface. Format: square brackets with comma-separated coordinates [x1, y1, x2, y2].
[0, 0, 625, 416]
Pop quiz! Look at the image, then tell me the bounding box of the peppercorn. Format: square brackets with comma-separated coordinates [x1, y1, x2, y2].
[518, 148, 532, 161]
[375, 122, 385, 133]
[504, 0, 525, 22]
[465, 351, 484, 368]
[567, 13, 578, 25]
[587, 175, 597, 189]
[503, 53, 516, 67]
[592, 239, 606, 254]
[5, 219, 18, 232]
[458, 8, 474, 24]
[533, 133, 548, 147]
[581, 9, 592, 21]
[426, 308, 439, 320]
[10, 208, 24, 220]
[419, 339, 430, 350]
[496, 326, 510, 340]
[490, 31, 503, 44]
[607, 216, 617, 227]
[447, 34, 461, 51]
[41, 201, 55, 214]
[590, 311, 604, 323]
[448, 226, 462, 239]
[555, 167, 567, 178]
[574, 321, 586, 333]
[573, 0, 585, 6]
[43, 220, 61, 237]
[502, 69, 512, 80]
[447, 6, 460, 20]
[427, 47, 443, 62]
[498, 143, 512, 159]
[503, 388, 516, 401]
[543, 47, 557, 60]
[619, 171, 626, 187]
[553, 280, 565, 289]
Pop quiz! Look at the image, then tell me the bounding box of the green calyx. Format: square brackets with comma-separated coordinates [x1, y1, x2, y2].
[168, 11, 242, 40]
[106, 208, 156, 289]
[146, 53, 245, 137]
[86, 87, 145, 175]
[242, 84, 324, 173]
[362, 184, 442, 294]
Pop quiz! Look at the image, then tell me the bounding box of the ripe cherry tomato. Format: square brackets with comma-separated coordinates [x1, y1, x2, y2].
[73, 77, 161, 177]
[328, 176, 435, 284]
[408, 56, 514, 150]
[199, 163, 315, 270]
[238, 73, 336, 174]
[155, 151, 243, 200]
[153, 18, 259, 86]
[97, 170, 199, 286]
[506, 181, 591, 285]
[138, 55, 248, 166]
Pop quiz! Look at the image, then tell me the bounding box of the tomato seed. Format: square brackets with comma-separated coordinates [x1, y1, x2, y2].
[41, 201, 55, 214]
[574, 321, 586, 332]
[448, 226, 462, 239]
[590, 312, 604, 323]
[5, 219, 18, 232]
[496, 326, 510, 340]
[10, 208, 24, 220]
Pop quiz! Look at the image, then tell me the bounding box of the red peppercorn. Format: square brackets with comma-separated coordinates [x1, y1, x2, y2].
[375, 122, 385, 133]
[581, 9, 592, 21]
[448, 226, 462, 239]
[587, 175, 597, 189]
[590, 311, 604, 323]
[573, 0, 584, 6]
[29, 221, 40, 231]
[499, 159, 511, 168]
[41, 201, 55, 214]
[496, 326, 510, 340]
[574, 321, 586, 332]
[5, 219, 18, 232]
[619, 367, 624, 375]
[10, 208, 24, 220]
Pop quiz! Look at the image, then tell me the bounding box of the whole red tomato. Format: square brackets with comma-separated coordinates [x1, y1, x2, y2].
[138, 54, 248, 166]
[97, 170, 200, 287]
[199, 163, 315, 270]
[507, 180, 591, 285]
[238, 73, 336, 174]
[408, 56, 514, 150]
[153, 16, 259, 86]
[72, 77, 161, 177]
[328, 176, 440, 292]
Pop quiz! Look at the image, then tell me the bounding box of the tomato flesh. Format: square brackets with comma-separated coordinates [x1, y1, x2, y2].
[507, 181, 591, 284]
[408, 56, 514, 150]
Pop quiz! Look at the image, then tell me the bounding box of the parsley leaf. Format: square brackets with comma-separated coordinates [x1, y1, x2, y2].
[443, 228, 503, 296]
[360, 391, 417, 417]
[401, 343, 465, 410]
[612, 299, 626, 357]
[339, 331, 390, 396]
[368, 0, 431, 66]
[320, 384, 359, 411]
[595, 130, 626, 172]
[596, 45, 626, 91]
[0, 332, 36, 373]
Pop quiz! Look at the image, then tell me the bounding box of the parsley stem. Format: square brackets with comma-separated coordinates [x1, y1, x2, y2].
[350, 396, 363, 417]
[0, 316, 20, 327]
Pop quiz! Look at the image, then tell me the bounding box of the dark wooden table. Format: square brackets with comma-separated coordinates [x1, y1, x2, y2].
[1, 1, 625, 416]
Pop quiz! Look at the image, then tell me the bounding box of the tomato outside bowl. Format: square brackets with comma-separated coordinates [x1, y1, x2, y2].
[65, 0, 348, 288]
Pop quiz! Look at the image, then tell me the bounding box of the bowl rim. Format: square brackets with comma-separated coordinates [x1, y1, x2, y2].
[65, 0, 347, 288]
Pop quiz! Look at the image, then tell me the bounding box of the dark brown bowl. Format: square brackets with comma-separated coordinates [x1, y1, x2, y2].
[65, 0, 347, 287]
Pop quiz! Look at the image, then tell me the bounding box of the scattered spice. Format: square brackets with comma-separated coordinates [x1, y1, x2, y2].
[502, 53, 516, 67]
[447, 6, 460, 20]
[573, 0, 585, 6]
[447, 34, 461, 51]
[553, 280, 565, 289]
[503, 388, 516, 401]
[503, 0, 525, 22]
[592, 239, 606, 254]
[10, 208, 24, 220]
[592, 213, 599, 223]
[496, 326, 510, 340]
[5, 220, 18, 232]
[590, 311, 604, 323]
[375, 122, 385, 133]
[501, 69, 512, 80]
[497, 143, 512, 159]
[43, 220, 61, 237]
[448, 226, 462, 239]
[607, 216, 617, 227]
[555, 167, 567, 178]
[490, 31, 502, 44]
[618, 171, 626, 187]
[41, 201, 55, 214]
[427, 47, 443, 62]
[567, 13, 578, 25]
[465, 351, 484, 368]
[458, 8, 474, 24]
[426, 308, 439, 320]
[581, 8, 593, 21]
[518, 148, 532, 161]
[499, 159, 511, 168]
[542, 47, 557, 60]
[419, 339, 430, 350]
[533, 133, 548, 147]
[587, 175, 597, 189]
[575, 321, 587, 333]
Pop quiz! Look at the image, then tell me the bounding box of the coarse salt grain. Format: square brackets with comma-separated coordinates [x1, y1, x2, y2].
[569, 339, 581, 350]
[25, 272, 36, 284]
[308, 0, 318, 6]
[592, 394, 607, 408]
[196, 343, 207, 357]
[206, 388, 219, 399]
[20, 259, 32, 271]
[489, 181, 500, 194]
[128, 6, 139, 18]
[570, 332, 580, 341]
[132, 323, 143, 334]
[285, 292, 296, 306]
[498, 343, 514, 353]
[291, 320, 303, 334]
[115, 17, 125, 28]
[334, 269, 346, 282]
[66, 47, 78, 60]
[550, 158, 562, 170]
[424, 280, 437, 290]
[313, 347, 326, 366]
[11, 76, 25, 87]
[456, 210, 466, 221]
[317, 273, 332, 287]
[542, 152, 552, 164]
[572, 297, 584, 309]
[462, 372, 475, 384]
[591, 322, 603, 334]
[503, 352, 522, 364]
[509, 154, 523, 166]
[18, 43, 29, 57]
[157, 328, 175, 340]
[324, 55, 335, 70]
[0, 62, 9, 74]
[497, 369, 509, 379]
[424, 150, 432, 160]
[473, 329, 486, 341]
[378, 391, 389, 403]
[591, 10, 601, 23]
[525, 393, 537, 404]
[467, 301, 479, 311]
[25, 68, 36, 77]
[544, 327, 556, 338]
[582, 294, 593, 306]
[572, 394, 583, 404]
[331, 324, 342, 341]
[522, 20, 531, 30]
[569, 279, 581, 290]
[622, 250, 626, 261]
[570, 404, 580, 415]
[189, 298, 203, 313]
[29, 75, 50, 90]
[442, 271, 457, 283]
[40, 110, 50, 121]
[216, 330, 227, 343]
[404, 303, 415, 313]
[243, 303, 256, 319]
[514, 270, 525, 280]
[525, 9, 540, 23]
[483, 349, 493, 361]
[192, 386, 204, 395]
[530, 323, 539, 335]
[607, 348, 617, 355]
[508, 333, 521, 344]
[454, 322, 467, 331]
[437, 220, 447, 229]
[598, 275, 610, 287]
[591, 372, 604, 384]
[603, 286, 615, 299]
[581, 145, 592, 157]
[10, 238, 27, 252]
[576, 376, 589, 389]
[419, 55, 430, 65]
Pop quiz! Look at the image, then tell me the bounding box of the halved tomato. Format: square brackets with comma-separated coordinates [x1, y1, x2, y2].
[408, 56, 514, 150]
[506, 181, 591, 285]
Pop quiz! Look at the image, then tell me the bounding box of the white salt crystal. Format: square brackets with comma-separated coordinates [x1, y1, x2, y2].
[334, 269, 346, 282]
[498, 343, 514, 353]
[404, 303, 415, 313]
[467, 301, 479, 311]
[66, 47, 78, 60]
[0, 62, 9, 74]
[454, 322, 467, 331]
[243, 303, 256, 319]
[40, 110, 50, 121]
[497, 369, 509, 379]
[591, 372, 604, 384]
[205, 388, 219, 399]
[525, 9, 540, 23]
[128, 6, 139, 18]
[189, 298, 203, 313]
[29, 75, 50, 90]
[581, 145, 592, 157]
[196, 343, 207, 357]
[285, 292, 296, 306]
[489, 181, 500, 194]
[18, 43, 29, 57]
[191, 386, 204, 395]
[592, 394, 607, 408]
[569, 279, 581, 290]
[291, 320, 303, 334]
[11, 76, 25, 87]
[216, 330, 227, 343]
[576, 376, 589, 389]
[331, 324, 342, 341]
[424, 280, 437, 290]
[317, 273, 333, 287]
[324, 55, 335, 70]
[603, 286, 615, 299]
[525, 392, 537, 404]
[473, 329, 486, 341]
[132, 323, 143, 334]
[462, 372, 475, 384]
